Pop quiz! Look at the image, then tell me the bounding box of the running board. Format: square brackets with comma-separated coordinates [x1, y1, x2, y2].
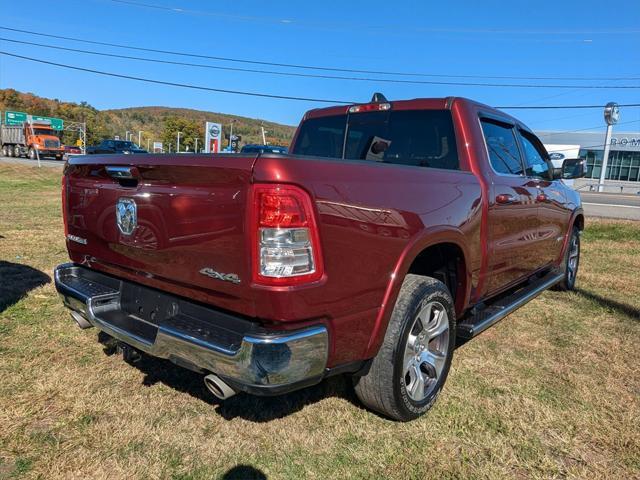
[457, 271, 564, 340]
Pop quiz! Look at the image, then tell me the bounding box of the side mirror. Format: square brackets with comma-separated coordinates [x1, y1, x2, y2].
[561, 158, 586, 180]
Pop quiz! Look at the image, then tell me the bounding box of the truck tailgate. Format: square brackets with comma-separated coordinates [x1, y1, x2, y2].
[63, 154, 257, 317]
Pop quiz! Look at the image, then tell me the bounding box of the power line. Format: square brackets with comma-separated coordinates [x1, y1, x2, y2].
[537, 119, 640, 137]
[3, 37, 639, 90]
[497, 103, 640, 110]
[2, 50, 640, 111]
[0, 51, 353, 104]
[107, 1, 640, 36]
[2, 26, 639, 82]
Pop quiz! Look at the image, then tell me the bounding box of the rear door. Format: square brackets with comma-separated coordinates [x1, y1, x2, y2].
[480, 117, 541, 295]
[517, 129, 568, 265]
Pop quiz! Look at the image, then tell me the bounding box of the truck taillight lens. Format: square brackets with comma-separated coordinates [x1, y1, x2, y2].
[251, 184, 323, 285]
[61, 175, 69, 237]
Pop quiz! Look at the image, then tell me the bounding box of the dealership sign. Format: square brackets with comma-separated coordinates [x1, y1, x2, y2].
[204, 122, 222, 154]
[611, 137, 640, 147]
[3, 111, 64, 130]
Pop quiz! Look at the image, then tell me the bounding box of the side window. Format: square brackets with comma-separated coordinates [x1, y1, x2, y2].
[106, 140, 115, 149]
[519, 131, 551, 179]
[480, 119, 524, 175]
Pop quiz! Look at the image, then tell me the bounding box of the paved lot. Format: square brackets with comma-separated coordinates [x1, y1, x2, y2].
[0, 155, 64, 168]
[579, 192, 640, 221]
[1, 156, 638, 220]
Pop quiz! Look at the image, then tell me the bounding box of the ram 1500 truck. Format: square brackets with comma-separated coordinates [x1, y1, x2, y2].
[55, 95, 585, 421]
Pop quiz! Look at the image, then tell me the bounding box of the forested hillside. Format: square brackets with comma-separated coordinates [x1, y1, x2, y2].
[0, 89, 296, 150]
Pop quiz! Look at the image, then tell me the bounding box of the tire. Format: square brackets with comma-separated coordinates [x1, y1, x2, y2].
[28, 148, 37, 160]
[55, 154, 63, 161]
[554, 226, 580, 291]
[353, 274, 456, 421]
[1, 145, 7, 157]
[14, 145, 22, 158]
[7, 145, 14, 157]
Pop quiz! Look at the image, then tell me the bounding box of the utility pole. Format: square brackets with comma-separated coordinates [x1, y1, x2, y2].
[138, 130, 143, 146]
[229, 120, 235, 148]
[125, 131, 131, 141]
[147, 138, 151, 151]
[195, 137, 199, 153]
[177, 132, 181, 153]
[261, 125, 267, 145]
[599, 102, 620, 192]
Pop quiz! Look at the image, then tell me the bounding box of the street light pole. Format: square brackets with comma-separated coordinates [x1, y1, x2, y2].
[177, 132, 181, 153]
[599, 102, 620, 193]
[195, 137, 199, 153]
[138, 130, 143, 146]
[261, 125, 267, 145]
[229, 121, 234, 148]
[125, 131, 131, 141]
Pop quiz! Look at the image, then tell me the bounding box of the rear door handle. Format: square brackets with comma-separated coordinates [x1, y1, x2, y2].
[106, 166, 139, 179]
[495, 194, 519, 205]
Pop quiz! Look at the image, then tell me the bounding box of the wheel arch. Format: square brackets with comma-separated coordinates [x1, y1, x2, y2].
[364, 228, 472, 359]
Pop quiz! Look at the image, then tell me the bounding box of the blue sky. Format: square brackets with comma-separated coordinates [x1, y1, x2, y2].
[0, 0, 639, 133]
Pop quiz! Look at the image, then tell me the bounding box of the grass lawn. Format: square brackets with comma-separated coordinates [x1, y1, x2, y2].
[0, 163, 639, 479]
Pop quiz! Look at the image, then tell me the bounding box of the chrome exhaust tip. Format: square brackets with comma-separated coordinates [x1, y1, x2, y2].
[71, 311, 92, 329]
[203, 373, 236, 400]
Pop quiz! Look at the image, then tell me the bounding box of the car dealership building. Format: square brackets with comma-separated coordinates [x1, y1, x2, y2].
[537, 130, 640, 186]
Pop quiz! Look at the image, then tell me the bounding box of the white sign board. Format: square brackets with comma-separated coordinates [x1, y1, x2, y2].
[204, 122, 222, 154]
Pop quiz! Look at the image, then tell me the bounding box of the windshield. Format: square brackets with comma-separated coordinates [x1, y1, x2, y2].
[115, 141, 140, 149]
[292, 109, 459, 170]
[32, 128, 56, 136]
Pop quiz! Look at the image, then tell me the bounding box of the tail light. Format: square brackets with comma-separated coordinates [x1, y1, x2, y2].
[251, 184, 323, 286]
[61, 175, 69, 237]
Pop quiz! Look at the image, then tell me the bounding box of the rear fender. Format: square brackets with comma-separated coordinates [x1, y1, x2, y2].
[363, 227, 472, 359]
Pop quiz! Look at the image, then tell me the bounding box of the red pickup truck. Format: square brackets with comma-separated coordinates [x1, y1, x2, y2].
[55, 95, 585, 421]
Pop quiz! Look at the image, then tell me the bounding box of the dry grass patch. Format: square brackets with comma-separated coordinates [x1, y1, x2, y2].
[0, 164, 639, 479]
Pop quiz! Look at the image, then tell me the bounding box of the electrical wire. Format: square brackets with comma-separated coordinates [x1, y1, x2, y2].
[0, 51, 353, 103]
[2, 26, 639, 82]
[3, 37, 638, 90]
[1, 50, 639, 110]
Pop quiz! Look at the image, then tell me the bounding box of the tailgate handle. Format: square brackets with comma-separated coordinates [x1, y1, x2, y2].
[106, 166, 139, 180]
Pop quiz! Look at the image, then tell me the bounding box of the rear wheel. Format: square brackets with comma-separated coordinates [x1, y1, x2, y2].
[14, 145, 21, 158]
[555, 226, 580, 291]
[28, 148, 37, 160]
[353, 275, 455, 421]
[7, 145, 14, 157]
[1, 145, 7, 157]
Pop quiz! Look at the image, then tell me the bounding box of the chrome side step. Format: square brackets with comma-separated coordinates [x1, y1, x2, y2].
[457, 271, 564, 340]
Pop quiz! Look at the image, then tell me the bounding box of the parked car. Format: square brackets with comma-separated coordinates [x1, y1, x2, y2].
[64, 145, 82, 155]
[1, 121, 64, 160]
[86, 140, 147, 154]
[240, 144, 288, 154]
[55, 95, 585, 421]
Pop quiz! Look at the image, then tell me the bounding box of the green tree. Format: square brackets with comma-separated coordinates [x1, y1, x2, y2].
[161, 116, 203, 152]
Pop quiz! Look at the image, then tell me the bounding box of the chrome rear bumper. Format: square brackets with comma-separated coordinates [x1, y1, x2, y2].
[54, 263, 328, 394]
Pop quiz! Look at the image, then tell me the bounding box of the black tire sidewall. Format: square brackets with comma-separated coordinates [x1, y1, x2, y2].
[392, 283, 456, 418]
[565, 228, 580, 290]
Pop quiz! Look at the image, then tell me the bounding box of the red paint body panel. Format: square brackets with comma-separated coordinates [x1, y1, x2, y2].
[62, 98, 581, 368]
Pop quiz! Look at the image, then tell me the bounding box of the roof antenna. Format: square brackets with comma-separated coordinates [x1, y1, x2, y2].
[371, 92, 388, 103]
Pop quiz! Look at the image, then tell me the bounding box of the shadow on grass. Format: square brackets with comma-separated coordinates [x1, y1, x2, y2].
[98, 332, 360, 422]
[222, 465, 267, 479]
[0, 261, 50, 313]
[576, 288, 640, 321]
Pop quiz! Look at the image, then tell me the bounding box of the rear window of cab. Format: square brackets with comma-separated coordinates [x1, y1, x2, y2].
[292, 109, 460, 171]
